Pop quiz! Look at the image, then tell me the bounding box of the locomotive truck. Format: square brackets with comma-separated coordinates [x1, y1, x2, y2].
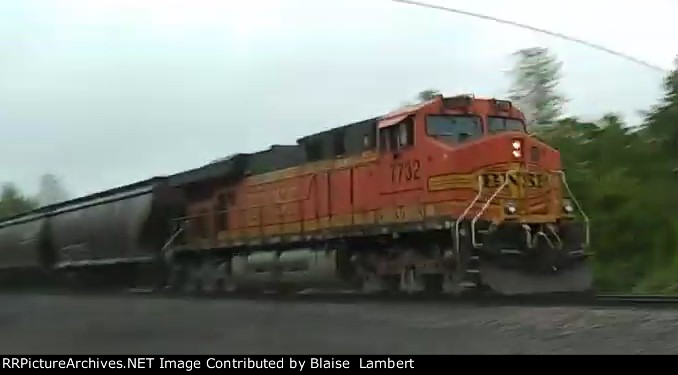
[0, 94, 592, 295]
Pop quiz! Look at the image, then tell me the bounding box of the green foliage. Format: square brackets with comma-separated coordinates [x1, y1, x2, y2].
[538, 58, 678, 292]
[642, 58, 678, 155]
[508, 47, 566, 126]
[0, 183, 38, 220]
[394, 89, 443, 111]
[416, 89, 442, 102]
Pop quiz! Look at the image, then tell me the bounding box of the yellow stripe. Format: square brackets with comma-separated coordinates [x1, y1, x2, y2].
[282, 221, 302, 234]
[428, 174, 476, 191]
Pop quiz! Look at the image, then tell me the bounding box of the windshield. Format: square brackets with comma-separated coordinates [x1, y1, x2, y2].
[426, 115, 482, 144]
[488, 117, 525, 134]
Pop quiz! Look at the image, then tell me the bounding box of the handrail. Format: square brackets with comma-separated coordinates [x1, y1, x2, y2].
[546, 224, 563, 249]
[454, 175, 484, 264]
[534, 231, 555, 249]
[522, 224, 533, 248]
[471, 170, 518, 248]
[555, 170, 590, 247]
[160, 223, 186, 260]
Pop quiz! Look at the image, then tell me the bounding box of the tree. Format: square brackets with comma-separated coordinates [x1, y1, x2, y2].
[507, 47, 566, 126]
[36, 174, 69, 206]
[394, 89, 443, 111]
[416, 89, 442, 102]
[0, 183, 37, 219]
[642, 57, 678, 155]
[531, 60, 678, 293]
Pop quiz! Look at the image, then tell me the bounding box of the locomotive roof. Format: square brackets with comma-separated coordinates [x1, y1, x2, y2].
[295, 100, 436, 144]
[169, 115, 384, 188]
[167, 153, 249, 187]
[380, 99, 433, 120]
[167, 145, 306, 187]
[296, 116, 379, 143]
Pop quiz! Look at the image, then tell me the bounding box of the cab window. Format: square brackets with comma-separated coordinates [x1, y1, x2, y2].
[426, 115, 482, 144]
[379, 117, 414, 153]
[488, 117, 525, 134]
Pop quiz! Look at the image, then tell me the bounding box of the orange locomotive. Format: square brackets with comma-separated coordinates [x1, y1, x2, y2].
[165, 94, 592, 295]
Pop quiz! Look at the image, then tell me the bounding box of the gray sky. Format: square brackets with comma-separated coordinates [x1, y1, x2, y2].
[1, 0, 676, 199]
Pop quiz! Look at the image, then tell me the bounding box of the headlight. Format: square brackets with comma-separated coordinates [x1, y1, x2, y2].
[563, 199, 574, 213]
[511, 139, 522, 158]
[505, 200, 517, 214]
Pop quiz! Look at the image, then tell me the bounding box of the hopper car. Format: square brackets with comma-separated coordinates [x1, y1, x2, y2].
[0, 95, 592, 295]
[0, 178, 183, 288]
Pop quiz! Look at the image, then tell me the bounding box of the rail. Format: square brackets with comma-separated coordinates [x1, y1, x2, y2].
[471, 170, 518, 248]
[594, 294, 678, 304]
[556, 170, 590, 247]
[110, 289, 678, 309]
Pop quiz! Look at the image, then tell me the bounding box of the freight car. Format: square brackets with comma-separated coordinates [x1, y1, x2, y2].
[0, 177, 183, 288]
[161, 94, 593, 296]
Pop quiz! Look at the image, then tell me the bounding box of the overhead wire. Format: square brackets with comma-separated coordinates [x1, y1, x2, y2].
[390, 0, 668, 73]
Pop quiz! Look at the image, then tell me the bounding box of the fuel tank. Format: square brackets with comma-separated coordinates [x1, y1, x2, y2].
[229, 248, 348, 289]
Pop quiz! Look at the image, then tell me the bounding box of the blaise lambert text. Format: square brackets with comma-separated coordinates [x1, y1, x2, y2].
[308, 357, 414, 369]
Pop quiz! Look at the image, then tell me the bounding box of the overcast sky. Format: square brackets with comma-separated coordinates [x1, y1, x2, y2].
[1, 0, 676, 199]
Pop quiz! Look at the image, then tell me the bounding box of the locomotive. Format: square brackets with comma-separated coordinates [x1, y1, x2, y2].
[0, 94, 592, 295]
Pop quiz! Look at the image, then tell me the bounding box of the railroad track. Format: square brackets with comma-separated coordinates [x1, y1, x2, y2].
[110, 289, 678, 309]
[593, 294, 678, 306]
[3, 285, 678, 308]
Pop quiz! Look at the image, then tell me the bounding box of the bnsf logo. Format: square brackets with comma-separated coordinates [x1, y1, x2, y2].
[481, 172, 547, 189]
